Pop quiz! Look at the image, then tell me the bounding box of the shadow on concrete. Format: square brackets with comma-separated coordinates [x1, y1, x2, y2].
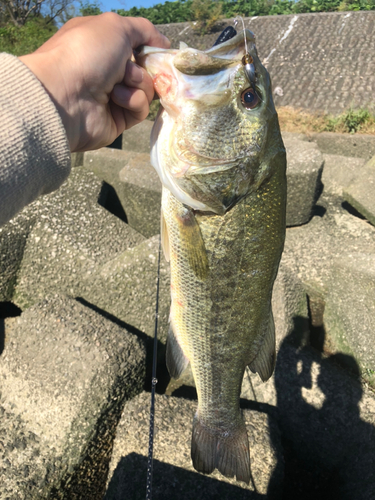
[275, 317, 375, 500]
[75, 297, 171, 394]
[0, 302, 22, 355]
[104, 453, 266, 500]
[98, 182, 128, 224]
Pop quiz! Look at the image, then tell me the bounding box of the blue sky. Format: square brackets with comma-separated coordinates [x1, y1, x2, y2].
[99, 0, 161, 11]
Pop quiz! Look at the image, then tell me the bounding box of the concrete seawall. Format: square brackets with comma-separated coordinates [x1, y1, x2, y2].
[156, 11, 375, 114]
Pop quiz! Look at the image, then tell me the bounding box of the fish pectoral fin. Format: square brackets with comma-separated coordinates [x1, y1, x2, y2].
[248, 310, 276, 382]
[161, 207, 170, 262]
[175, 206, 209, 280]
[166, 323, 189, 379]
[191, 415, 251, 485]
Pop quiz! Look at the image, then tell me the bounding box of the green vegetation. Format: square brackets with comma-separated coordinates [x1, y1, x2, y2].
[191, 0, 223, 34]
[79, 1, 102, 16]
[325, 108, 372, 133]
[0, 17, 57, 55]
[115, 0, 374, 25]
[277, 106, 375, 135]
[115, 1, 192, 25]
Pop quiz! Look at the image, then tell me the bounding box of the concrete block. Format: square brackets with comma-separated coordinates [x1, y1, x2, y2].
[277, 194, 375, 386]
[343, 155, 375, 226]
[0, 295, 146, 499]
[283, 136, 324, 226]
[121, 120, 154, 154]
[117, 154, 161, 238]
[321, 154, 366, 196]
[105, 392, 284, 499]
[309, 132, 375, 161]
[0, 212, 34, 301]
[324, 253, 375, 378]
[84, 148, 134, 188]
[13, 168, 145, 310]
[84, 149, 162, 238]
[79, 235, 170, 344]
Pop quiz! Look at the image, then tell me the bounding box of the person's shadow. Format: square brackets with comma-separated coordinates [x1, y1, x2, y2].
[273, 318, 375, 500]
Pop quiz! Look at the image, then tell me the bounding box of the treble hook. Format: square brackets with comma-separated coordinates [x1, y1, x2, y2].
[242, 53, 257, 92]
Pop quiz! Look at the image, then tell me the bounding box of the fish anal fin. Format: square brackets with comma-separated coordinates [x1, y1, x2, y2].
[161, 207, 170, 262]
[248, 311, 276, 382]
[191, 415, 251, 484]
[166, 324, 189, 379]
[175, 206, 209, 280]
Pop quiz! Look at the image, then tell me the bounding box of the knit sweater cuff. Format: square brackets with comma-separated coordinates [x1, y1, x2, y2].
[0, 53, 71, 226]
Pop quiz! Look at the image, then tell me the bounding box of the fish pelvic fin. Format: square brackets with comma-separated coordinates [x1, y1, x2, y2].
[166, 323, 189, 379]
[175, 205, 209, 281]
[191, 415, 251, 485]
[161, 207, 170, 262]
[248, 310, 276, 382]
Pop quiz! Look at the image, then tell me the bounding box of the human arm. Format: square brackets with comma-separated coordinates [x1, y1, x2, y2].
[0, 15, 169, 226]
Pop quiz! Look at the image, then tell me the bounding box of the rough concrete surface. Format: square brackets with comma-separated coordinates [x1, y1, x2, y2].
[309, 132, 375, 161]
[321, 153, 366, 196]
[105, 392, 284, 500]
[278, 193, 375, 383]
[118, 154, 161, 238]
[84, 148, 162, 238]
[12, 168, 145, 310]
[344, 155, 375, 226]
[0, 295, 146, 499]
[156, 12, 375, 114]
[121, 120, 154, 154]
[0, 212, 34, 302]
[283, 136, 324, 226]
[79, 235, 170, 344]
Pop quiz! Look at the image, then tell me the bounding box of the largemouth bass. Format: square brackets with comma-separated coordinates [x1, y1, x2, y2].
[137, 29, 286, 484]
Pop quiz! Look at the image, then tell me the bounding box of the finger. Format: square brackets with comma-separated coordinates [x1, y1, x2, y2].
[122, 16, 171, 50]
[123, 60, 154, 104]
[110, 99, 149, 133]
[111, 85, 150, 116]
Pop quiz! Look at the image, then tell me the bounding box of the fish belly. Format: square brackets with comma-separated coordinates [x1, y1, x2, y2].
[162, 162, 286, 484]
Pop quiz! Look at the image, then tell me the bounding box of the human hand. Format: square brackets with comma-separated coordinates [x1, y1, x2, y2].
[19, 15, 170, 152]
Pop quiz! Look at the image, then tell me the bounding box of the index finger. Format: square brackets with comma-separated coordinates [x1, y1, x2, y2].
[122, 16, 171, 50]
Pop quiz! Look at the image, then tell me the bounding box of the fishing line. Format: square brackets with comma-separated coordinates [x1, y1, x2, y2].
[146, 236, 162, 500]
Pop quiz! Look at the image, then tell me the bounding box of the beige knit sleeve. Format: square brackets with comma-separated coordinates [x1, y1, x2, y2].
[0, 53, 71, 227]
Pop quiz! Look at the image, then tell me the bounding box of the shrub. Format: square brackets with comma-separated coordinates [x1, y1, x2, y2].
[0, 18, 57, 56]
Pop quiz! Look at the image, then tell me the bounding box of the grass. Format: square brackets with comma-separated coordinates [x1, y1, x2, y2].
[148, 102, 375, 135]
[277, 106, 375, 135]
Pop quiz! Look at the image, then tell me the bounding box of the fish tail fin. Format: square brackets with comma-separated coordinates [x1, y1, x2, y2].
[248, 310, 276, 382]
[191, 415, 251, 484]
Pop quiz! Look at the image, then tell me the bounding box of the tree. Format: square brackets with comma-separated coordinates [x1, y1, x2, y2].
[79, 1, 101, 16]
[43, 0, 76, 25]
[1, 0, 44, 26]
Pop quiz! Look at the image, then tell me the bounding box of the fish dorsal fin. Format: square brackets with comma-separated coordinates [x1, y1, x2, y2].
[248, 310, 276, 382]
[161, 207, 170, 262]
[179, 41, 188, 50]
[166, 323, 189, 379]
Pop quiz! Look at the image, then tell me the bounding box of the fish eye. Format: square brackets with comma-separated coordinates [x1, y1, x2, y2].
[241, 88, 260, 109]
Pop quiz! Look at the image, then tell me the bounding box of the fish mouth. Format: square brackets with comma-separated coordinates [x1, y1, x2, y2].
[137, 29, 256, 77]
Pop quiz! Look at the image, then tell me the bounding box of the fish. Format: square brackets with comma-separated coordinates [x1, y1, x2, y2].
[137, 28, 286, 484]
